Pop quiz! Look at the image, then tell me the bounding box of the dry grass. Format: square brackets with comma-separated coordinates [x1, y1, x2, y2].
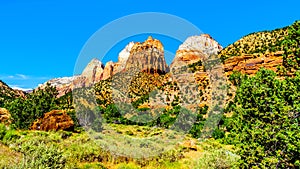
[0, 143, 22, 167]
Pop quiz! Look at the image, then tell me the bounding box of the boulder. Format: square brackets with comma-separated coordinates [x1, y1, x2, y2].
[31, 110, 74, 131]
[0, 108, 10, 125]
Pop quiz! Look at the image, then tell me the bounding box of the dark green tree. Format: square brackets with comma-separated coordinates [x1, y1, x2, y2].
[223, 69, 300, 168]
[5, 83, 58, 129]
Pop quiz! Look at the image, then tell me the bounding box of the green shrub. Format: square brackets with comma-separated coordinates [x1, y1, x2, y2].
[2, 129, 20, 145]
[196, 149, 239, 169]
[18, 141, 66, 169]
[0, 123, 7, 140]
[81, 163, 107, 169]
[117, 162, 140, 169]
[104, 104, 122, 123]
[67, 110, 81, 129]
[212, 128, 225, 139]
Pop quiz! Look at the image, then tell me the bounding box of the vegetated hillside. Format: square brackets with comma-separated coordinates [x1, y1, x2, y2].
[219, 27, 288, 61]
[217, 21, 300, 168]
[0, 80, 25, 107]
[219, 20, 300, 75]
[94, 71, 166, 108]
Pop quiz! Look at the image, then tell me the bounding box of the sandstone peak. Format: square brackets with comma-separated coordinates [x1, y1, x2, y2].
[102, 61, 115, 80]
[178, 34, 222, 56]
[131, 36, 164, 53]
[126, 37, 169, 74]
[147, 36, 153, 41]
[118, 42, 134, 62]
[113, 42, 135, 75]
[171, 34, 222, 70]
[81, 58, 104, 86]
[83, 58, 104, 69]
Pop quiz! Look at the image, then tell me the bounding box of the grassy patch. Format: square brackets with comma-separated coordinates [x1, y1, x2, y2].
[0, 126, 239, 168]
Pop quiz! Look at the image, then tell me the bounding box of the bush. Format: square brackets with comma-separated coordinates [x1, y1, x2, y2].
[18, 141, 66, 169]
[2, 129, 20, 145]
[212, 128, 225, 139]
[196, 149, 239, 169]
[104, 104, 122, 123]
[0, 123, 7, 140]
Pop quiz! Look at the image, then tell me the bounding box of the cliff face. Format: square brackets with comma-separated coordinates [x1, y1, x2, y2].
[81, 58, 104, 86]
[40, 28, 289, 99]
[113, 42, 134, 75]
[167, 34, 223, 109]
[102, 61, 114, 80]
[223, 52, 283, 76]
[216, 24, 292, 105]
[219, 24, 290, 76]
[125, 36, 169, 74]
[170, 34, 222, 71]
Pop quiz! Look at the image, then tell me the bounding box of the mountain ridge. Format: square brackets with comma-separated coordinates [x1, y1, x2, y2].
[37, 21, 300, 98]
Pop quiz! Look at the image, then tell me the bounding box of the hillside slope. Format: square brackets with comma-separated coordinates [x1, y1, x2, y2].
[219, 20, 300, 76]
[0, 80, 25, 107]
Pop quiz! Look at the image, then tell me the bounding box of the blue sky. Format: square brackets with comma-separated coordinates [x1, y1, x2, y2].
[0, 0, 299, 90]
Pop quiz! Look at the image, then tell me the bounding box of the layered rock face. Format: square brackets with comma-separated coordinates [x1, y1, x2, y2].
[31, 110, 74, 131]
[170, 34, 223, 71]
[223, 51, 283, 76]
[125, 36, 169, 74]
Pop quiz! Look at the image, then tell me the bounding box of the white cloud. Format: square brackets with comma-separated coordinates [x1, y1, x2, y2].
[0, 74, 52, 89]
[16, 74, 29, 79]
[0, 74, 50, 80]
[9, 85, 33, 91]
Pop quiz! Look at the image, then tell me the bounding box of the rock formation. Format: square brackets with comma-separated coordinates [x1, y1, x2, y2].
[39, 41, 135, 97]
[170, 34, 223, 71]
[125, 36, 169, 74]
[81, 58, 104, 86]
[102, 61, 115, 80]
[168, 34, 223, 110]
[0, 108, 10, 125]
[39, 58, 104, 97]
[113, 42, 134, 74]
[31, 110, 74, 131]
[223, 52, 283, 76]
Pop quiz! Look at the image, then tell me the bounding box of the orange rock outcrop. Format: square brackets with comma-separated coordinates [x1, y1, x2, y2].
[31, 110, 74, 131]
